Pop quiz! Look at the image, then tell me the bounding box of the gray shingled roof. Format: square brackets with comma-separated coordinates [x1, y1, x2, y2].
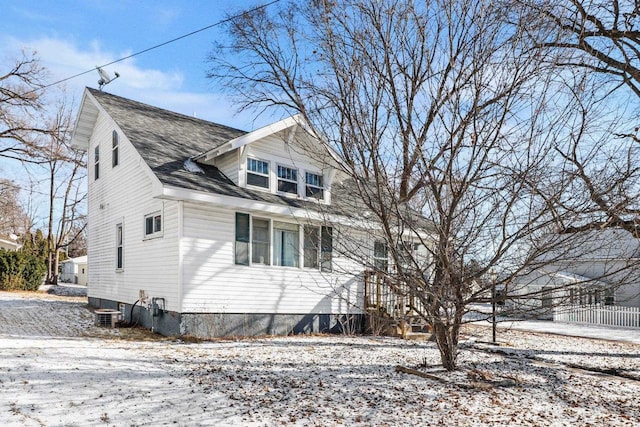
[88, 88, 352, 214]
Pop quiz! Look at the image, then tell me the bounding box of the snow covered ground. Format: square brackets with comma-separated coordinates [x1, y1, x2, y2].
[1, 290, 640, 426]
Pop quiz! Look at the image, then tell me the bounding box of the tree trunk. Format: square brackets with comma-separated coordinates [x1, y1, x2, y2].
[432, 320, 459, 371]
[52, 248, 59, 285]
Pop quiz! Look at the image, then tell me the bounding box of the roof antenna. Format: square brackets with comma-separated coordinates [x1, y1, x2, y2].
[96, 66, 120, 91]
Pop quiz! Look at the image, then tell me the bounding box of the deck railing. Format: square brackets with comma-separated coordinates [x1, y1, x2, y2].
[553, 304, 640, 329]
[363, 270, 426, 319]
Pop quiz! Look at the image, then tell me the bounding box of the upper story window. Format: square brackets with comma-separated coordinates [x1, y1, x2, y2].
[112, 131, 119, 167]
[277, 166, 298, 194]
[305, 172, 324, 199]
[144, 212, 162, 238]
[247, 158, 269, 188]
[94, 146, 100, 180]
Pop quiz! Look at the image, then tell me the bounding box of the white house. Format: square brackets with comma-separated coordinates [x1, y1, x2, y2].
[60, 255, 88, 285]
[510, 228, 640, 319]
[0, 237, 21, 251]
[71, 88, 428, 337]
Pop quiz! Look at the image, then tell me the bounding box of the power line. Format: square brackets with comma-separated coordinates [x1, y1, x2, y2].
[34, 0, 281, 93]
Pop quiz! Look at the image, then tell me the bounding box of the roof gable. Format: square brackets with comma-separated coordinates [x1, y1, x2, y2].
[71, 88, 358, 217]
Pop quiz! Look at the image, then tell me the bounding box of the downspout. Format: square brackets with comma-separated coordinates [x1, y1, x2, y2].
[177, 200, 184, 319]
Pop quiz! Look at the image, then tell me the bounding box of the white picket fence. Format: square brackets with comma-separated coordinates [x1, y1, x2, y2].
[553, 304, 640, 328]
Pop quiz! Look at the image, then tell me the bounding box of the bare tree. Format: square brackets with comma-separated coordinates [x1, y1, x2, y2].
[508, 1, 640, 238]
[209, 0, 635, 370]
[31, 98, 87, 284]
[0, 179, 32, 237]
[512, 0, 640, 96]
[0, 51, 56, 163]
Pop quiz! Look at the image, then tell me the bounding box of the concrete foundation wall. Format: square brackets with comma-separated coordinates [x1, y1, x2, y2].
[89, 297, 363, 338]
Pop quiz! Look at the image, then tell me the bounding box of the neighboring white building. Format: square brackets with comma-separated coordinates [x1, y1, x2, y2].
[0, 238, 21, 251]
[71, 88, 430, 337]
[511, 228, 640, 318]
[60, 255, 88, 285]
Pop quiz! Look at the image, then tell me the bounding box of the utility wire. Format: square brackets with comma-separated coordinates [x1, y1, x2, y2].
[34, 0, 280, 93]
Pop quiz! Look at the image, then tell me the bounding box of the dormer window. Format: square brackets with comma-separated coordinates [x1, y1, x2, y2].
[277, 165, 298, 194]
[247, 158, 269, 189]
[305, 172, 324, 199]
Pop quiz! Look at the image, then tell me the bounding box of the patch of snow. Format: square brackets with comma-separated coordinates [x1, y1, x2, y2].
[1, 292, 639, 425]
[184, 158, 204, 174]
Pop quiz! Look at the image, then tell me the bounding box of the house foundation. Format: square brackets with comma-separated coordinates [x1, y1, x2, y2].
[89, 297, 364, 338]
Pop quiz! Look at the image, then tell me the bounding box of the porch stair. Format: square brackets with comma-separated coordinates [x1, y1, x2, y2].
[363, 270, 431, 339]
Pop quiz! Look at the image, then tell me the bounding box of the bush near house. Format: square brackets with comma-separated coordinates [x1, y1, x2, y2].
[0, 249, 46, 291]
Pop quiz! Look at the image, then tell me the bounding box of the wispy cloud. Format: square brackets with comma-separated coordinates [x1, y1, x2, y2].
[0, 36, 269, 130]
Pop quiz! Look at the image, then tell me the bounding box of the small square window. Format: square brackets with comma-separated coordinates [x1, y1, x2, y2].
[144, 213, 162, 238]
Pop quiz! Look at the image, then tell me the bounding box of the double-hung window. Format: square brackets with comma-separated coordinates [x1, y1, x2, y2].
[112, 131, 119, 167]
[273, 221, 299, 267]
[247, 158, 269, 188]
[373, 240, 388, 272]
[235, 213, 250, 265]
[305, 172, 324, 199]
[94, 146, 100, 180]
[303, 226, 319, 269]
[303, 226, 333, 271]
[320, 226, 333, 272]
[116, 223, 123, 270]
[144, 212, 162, 238]
[251, 218, 270, 265]
[277, 166, 298, 194]
[235, 213, 271, 266]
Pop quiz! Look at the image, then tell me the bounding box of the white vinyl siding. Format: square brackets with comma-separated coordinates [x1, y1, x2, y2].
[214, 150, 239, 184]
[181, 203, 362, 314]
[86, 111, 180, 310]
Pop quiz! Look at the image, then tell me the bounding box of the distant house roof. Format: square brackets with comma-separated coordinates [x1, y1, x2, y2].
[0, 238, 21, 251]
[83, 88, 357, 216]
[61, 255, 87, 264]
